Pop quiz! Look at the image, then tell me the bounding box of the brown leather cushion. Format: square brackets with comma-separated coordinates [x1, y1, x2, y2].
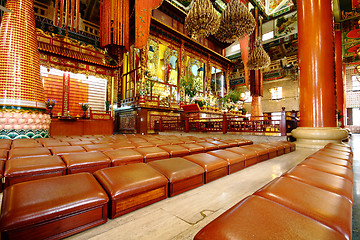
[196, 142, 219, 151]
[317, 149, 352, 161]
[103, 149, 144, 166]
[178, 144, 205, 154]
[50, 146, 86, 155]
[83, 144, 114, 152]
[284, 165, 353, 202]
[61, 152, 111, 174]
[255, 177, 352, 239]
[11, 140, 42, 149]
[241, 145, 270, 154]
[308, 154, 352, 169]
[111, 142, 136, 149]
[132, 142, 155, 148]
[135, 147, 169, 162]
[150, 140, 170, 147]
[300, 158, 353, 182]
[234, 139, 253, 146]
[0, 139, 12, 145]
[220, 140, 239, 147]
[167, 139, 185, 145]
[42, 141, 70, 148]
[208, 149, 246, 165]
[0, 160, 5, 178]
[178, 138, 196, 144]
[325, 143, 352, 154]
[0, 173, 108, 232]
[0, 149, 8, 161]
[68, 141, 93, 146]
[226, 147, 258, 159]
[194, 195, 345, 240]
[311, 151, 352, 163]
[8, 147, 51, 160]
[93, 163, 168, 201]
[209, 141, 229, 149]
[0, 143, 11, 150]
[4, 156, 66, 187]
[326, 143, 351, 151]
[159, 145, 189, 157]
[148, 158, 204, 183]
[183, 153, 228, 172]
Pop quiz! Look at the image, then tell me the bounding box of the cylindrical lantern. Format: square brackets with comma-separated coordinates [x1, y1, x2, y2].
[0, 0, 50, 139]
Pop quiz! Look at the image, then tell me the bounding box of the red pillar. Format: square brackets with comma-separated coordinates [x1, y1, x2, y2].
[292, 0, 348, 147]
[335, 29, 345, 128]
[297, 0, 336, 128]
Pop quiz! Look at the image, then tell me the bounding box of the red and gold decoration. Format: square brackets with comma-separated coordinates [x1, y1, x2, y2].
[135, 0, 163, 49]
[54, 0, 81, 32]
[215, 0, 255, 43]
[247, 37, 271, 70]
[0, 0, 50, 138]
[185, 0, 220, 39]
[100, 0, 129, 49]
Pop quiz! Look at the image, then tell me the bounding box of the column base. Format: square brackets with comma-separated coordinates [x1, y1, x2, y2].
[291, 127, 349, 149]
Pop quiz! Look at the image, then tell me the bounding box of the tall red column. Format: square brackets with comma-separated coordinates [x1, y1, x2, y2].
[335, 29, 345, 128]
[297, 0, 335, 127]
[292, 0, 348, 147]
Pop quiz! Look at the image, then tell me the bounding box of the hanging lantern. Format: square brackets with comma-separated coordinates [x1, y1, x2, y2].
[247, 37, 271, 70]
[215, 0, 256, 43]
[184, 0, 220, 39]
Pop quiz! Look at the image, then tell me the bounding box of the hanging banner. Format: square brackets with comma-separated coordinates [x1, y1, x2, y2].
[239, 36, 249, 89]
[135, 0, 163, 49]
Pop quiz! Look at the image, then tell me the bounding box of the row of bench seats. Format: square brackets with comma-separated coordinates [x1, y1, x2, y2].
[0, 135, 253, 191]
[0, 137, 295, 239]
[194, 142, 353, 240]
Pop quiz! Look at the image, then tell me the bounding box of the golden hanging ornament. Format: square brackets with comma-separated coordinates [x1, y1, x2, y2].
[185, 0, 220, 39]
[215, 0, 256, 43]
[247, 37, 271, 70]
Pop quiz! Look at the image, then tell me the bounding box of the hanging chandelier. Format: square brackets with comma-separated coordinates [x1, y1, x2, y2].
[215, 0, 256, 43]
[247, 37, 271, 70]
[184, 0, 220, 39]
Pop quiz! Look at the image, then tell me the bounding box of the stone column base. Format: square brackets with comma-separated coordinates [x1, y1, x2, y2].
[291, 127, 349, 149]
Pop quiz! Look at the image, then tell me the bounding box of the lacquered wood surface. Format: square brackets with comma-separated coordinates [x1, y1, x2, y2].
[49, 119, 113, 136]
[297, 0, 336, 127]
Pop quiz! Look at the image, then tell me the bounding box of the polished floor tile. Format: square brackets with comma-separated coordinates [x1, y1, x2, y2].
[350, 134, 360, 239]
[66, 147, 316, 240]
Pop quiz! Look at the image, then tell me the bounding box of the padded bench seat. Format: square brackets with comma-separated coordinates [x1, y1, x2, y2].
[83, 144, 114, 152]
[11, 140, 42, 149]
[148, 158, 204, 197]
[241, 145, 270, 161]
[194, 195, 346, 240]
[135, 147, 169, 163]
[308, 154, 352, 169]
[50, 146, 86, 156]
[226, 147, 259, 167]
[104, 149, 143, 166]
[184, 153, 228, 183]
[299, 157, 353, 182]
[8, 147, 51, 160]
[208, 141, 229, 149]
[61, 152, 111, 174]
[159, 145, 189, 158]
[94, 163, 168, 218]
[179, 144, 205, 154]
[262, 142, 286, 156]
[0, 173, 109, 240]
[111, 142, 136, 150]
[4, 155, 66, 188]
[196, 142, 219, 151]
[0, 150, 8, 161]
[284, 165, 353, 202]
[254, 177, 352, 239]
[208, 150, 246, 174]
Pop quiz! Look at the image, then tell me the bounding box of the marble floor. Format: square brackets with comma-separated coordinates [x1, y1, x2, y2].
[66, 147, 319, 240]
[350, 134, 360, 239]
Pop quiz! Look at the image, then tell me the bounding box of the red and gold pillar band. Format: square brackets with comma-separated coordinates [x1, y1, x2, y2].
[0, 0, 45, 109]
